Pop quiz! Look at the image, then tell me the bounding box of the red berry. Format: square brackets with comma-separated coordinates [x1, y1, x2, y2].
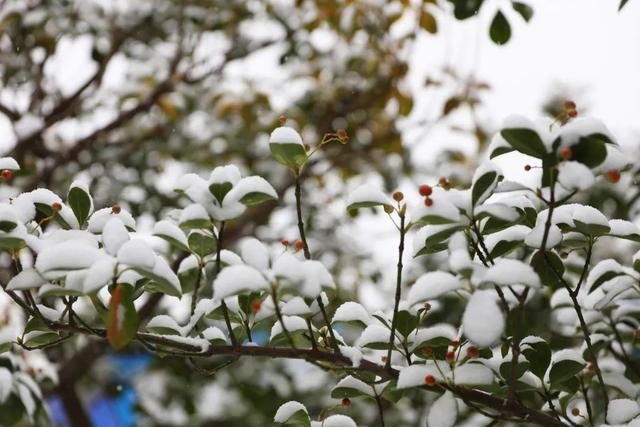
[281, 239, 289, 247]
[392, 191, 404, 202]
[446, 351, 455, 361]
[337, 129, 349, 143]
[250, 298, 261, 313]
[451, 339, 460, 347]
[111, 205, 121, 214]
[560, 147, 572, 160]
[419, 185, 432, 196]
[587, 363, 596, 373]
[571, 407, 580, 417]
[607, 169, 621, 183]
[294, 240, 304, 251]
[424, 375, 436, 385]
[1, 170, 12, 181]
[467, 346, 480, 359]
[278, 115, 286, 125]
[567, 110, 578, 118]
[564, 100, 576, 110]
[341, 398, 351, 407]
[424, 198, 433, 207]
[51, 202, 62, 212]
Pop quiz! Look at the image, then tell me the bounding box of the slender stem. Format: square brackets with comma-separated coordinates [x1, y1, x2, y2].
[190, 260, 204, 317]
[580, 376, 594, 426]
[385, 212, 405, 370]
[294, 175, 311, 260]
[375, 394, 386, 427]
[294, 174, 339, 352]
[216, 222, 238, 347]
[271, 285, 298, 351]
[306, 319, 317, 350]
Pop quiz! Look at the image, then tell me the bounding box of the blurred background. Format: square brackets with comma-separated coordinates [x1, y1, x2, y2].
[0, 0, 639, 425]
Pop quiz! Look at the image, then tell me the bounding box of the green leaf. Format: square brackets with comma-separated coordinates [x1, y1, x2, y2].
[239, 191, 277, 207]
[34, 202, 72, 229]
[489, 11, 511, 45]
[188, 230, 216, 258]
[569, 135, 608, 168]
[530, 250, 564, 288]
[499, 358, 530, 381]
[155, 234, 189, 252]
[521, 339, 551, 379]
[619, 0, 630, 11]
[134, 268, 181, 298]
[107, 284, 139, 350]
[346, 201, 392, 212]
[269, 143, 308, 169]
[472, 171, 498, 206]
[588, 270, 624, 293]
[178, 266, 201, 294]
[489, 145, 514, 159]
[415, 225, 465, 257]
[394, 310, 417, 337]
[277, 409, 310, 427]
[573, 220, 610, 237]
[0, 220, 16, 232]
[209, 182, 233, 204]
[67, 186, 92, 227]
[512, 1, 533, 21]
[489, 240, 522, 259]
[0, 236, 25, 251]
[447, 0, 483, 19]
[500, 128, 546, 158]
[549, 359, 585, 385]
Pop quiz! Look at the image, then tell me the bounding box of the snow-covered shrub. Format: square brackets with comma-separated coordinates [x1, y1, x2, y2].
[0, 114, 639, 427]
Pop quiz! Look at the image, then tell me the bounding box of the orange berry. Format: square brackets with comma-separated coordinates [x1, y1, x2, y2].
[564, 100, 576, 110]
[392, 191, 404, 202]
[51, 202, 62, 212]
[1, 170, 12, 181]
[341, 398, 351, 407]
[423, 302, 431, 310]
[419, 185, 433, 196]
[560, 147, 572, 160]
[567, 110, 578, 118]
[278, 115, 286, 125]
[281, 239, 289, 247]
[571, 407, 580, 417]
[111, 205, 121, 214]
[587, 363, 596, 373]
[607, 169, 621, 183]
[451, 339, 460, 348]
[250, 298, 261, 313]
[559, 251, 569, 259]
[424, 198, 433, 207]
[294, 240, 304, 251]
[424, 375, 436, 385]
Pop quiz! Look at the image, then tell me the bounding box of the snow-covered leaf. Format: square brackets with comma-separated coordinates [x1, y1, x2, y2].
[346, 184, 393, 212]
[274, 400, 310, 427]
[407, 272, 463, 306]
[462, 291, 504, 347]
[214, 265, 268, 300]
[427, 392, 457, 427]
[269, 127, 308, 169]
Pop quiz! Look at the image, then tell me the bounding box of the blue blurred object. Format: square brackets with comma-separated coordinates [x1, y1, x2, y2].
[48, 352, 151, 427]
